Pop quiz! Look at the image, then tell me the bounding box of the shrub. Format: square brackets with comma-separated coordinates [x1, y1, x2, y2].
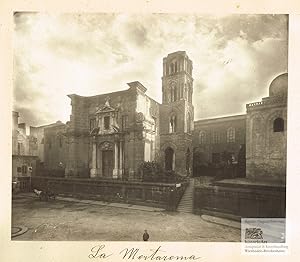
[139, 161, 187, 183]
[139, 161, 162, 182]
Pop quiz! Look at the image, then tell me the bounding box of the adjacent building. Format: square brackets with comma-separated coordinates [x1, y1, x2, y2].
[12, 111, 38, 178]
[246, 73, 287, 183]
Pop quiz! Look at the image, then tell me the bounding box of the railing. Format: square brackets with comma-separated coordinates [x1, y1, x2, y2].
[15, 176, 31, 192]
[246, 96, 287, 109]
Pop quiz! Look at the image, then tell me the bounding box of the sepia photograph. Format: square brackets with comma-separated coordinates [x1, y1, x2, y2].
[11, 12, 288, 244]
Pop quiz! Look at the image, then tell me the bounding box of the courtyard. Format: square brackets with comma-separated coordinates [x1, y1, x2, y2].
[12, 194, 240, 242]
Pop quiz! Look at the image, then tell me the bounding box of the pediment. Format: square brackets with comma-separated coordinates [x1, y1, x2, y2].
[95, 97, 116, 114]
[95, 104, 116, 114]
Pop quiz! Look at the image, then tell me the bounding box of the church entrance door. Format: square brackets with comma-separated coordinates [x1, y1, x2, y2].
[102, 150, 113, 177]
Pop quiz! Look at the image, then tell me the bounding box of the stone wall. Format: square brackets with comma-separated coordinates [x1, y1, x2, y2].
[246, 99, 287, 183]
[245, 73, 287, 183]
[44, 123, 69, 173]
[159, 100, 193, 176]
[194, 183, 286, 218]
[31, 176, 187, 210]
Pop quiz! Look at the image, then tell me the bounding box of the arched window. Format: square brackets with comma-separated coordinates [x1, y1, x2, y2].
[17, 142, 22, 155]
[169, 115, 177, 133]
[227, 127, 235, 143]
[165, 147, 174, 171]
[199, 131, 206, 144]
[59, 136, 63, 148]
[273, 118, 284, 132]
[212, 131, 220, 144]
[170, 63, 174, 74]
[90, 118, 96, 131]
[180, 83, 184, 98]
[170, 82, 177, 102]
[104, 116, 110, 130]
[187, 113, 191, 133]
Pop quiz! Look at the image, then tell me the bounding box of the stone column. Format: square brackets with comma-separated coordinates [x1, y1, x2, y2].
[113, 141, 119, 178]
[119, 140, 123, 178]
[90, 142, 97, 178]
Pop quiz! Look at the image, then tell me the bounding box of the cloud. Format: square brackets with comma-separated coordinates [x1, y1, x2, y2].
[13, 13, 288, 125]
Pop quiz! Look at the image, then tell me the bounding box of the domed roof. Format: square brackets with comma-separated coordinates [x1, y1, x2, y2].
[269, 73, 288, 97]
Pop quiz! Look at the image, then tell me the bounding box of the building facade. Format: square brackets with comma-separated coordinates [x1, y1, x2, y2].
[41, 51, 287, 183]
[12, 111, 38, 178]
[192, 115, 246, 177]
[65, 81, 160, 180]
[246, 73, 287, 183]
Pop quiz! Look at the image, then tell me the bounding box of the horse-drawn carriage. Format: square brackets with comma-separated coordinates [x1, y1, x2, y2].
[33, 188, 56, 201]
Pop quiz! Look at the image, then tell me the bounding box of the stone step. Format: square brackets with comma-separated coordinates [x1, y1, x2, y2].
[179, 199, 193, 202]
[182, 193, 193, 196]
[178, 201, 193, 204]
[181, 196, 193, 199]
[176, 180, 195, 213]
[180, 196, 193, 199]
[177, 209, 193, 213]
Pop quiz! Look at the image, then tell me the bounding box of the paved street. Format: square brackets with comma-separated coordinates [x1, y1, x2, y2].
[12, 194, 240, 241]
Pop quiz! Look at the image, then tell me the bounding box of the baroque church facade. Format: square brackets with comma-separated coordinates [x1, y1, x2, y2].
[41, 51, 287, 184]
[63, 51, 194, 180]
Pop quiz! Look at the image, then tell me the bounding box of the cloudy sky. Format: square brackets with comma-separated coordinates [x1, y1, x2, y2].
[13, 13, 288, 126]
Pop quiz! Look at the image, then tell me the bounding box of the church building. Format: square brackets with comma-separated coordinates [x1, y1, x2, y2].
[42, 51, 287, 184]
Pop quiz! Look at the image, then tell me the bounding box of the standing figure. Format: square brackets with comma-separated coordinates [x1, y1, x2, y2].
[143, 230, 149, 241]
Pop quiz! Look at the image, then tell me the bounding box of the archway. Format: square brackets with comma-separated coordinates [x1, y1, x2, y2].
[165, 147, 174, 171]
[273, 117, 284, 132]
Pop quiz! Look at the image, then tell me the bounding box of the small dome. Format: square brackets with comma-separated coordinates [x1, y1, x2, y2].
[269, 73, 288, 97]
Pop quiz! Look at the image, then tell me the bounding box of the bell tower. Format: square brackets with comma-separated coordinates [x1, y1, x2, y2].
[159, 51, 194, 176]
[162, 51, 194, 106]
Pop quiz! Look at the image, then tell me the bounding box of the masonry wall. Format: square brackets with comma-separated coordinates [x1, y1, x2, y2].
[159, 100, 193, 176]
[194, 183, 286, 218]
[246, 102, 287, 183]
[31, 176, 188, 210]
[66, 84, 160, 180]
[33, 126, 46, 163]
[193, 115, 246, 166]
[44, 123, 69, 175]
[65, 94, 90, 177]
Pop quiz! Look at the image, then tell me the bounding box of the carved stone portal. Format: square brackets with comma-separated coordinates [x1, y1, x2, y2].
[100, 141, 113, 151]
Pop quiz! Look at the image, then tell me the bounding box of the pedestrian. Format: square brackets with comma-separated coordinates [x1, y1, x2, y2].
[143, 230, 149, 241]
